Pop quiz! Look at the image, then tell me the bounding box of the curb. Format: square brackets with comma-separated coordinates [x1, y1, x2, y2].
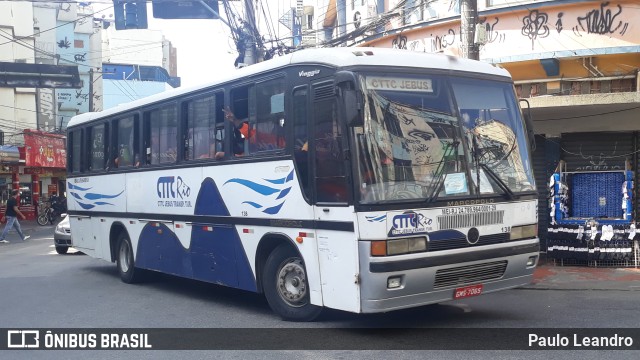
[522, 263, 640, 291]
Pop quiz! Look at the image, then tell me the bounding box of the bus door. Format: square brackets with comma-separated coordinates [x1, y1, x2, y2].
[311, 81, 360, 313]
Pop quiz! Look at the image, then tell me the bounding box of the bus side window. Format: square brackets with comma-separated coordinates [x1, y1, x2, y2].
[185, 94, 218, 160]
[147, 105, 178, 164]
[113, 115, 138, 168]
[88, 123, 106, 171]
[229, 86, 253, 156]
[253, 78, 286, 152]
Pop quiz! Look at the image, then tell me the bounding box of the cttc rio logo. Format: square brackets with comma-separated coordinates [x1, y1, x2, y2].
[157, 175, 192, 208]
[388, 211, 433, 237]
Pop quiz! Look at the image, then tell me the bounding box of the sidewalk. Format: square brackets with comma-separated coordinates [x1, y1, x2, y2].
[524, 257, 640, 291]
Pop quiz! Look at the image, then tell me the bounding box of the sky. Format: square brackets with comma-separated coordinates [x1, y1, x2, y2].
[147, 16, 238, 88]
[96, 1, 295, 88]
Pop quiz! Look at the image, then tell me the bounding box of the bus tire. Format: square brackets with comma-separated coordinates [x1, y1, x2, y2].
[116, 232, 144, 284]
[263, 244, 322, 322]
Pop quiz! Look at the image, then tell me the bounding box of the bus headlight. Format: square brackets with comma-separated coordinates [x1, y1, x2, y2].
[371, 237, 427, 256]
[510, 224, 537, 240]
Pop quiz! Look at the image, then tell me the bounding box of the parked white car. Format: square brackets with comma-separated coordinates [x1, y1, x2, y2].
[53, 215, 71, 254]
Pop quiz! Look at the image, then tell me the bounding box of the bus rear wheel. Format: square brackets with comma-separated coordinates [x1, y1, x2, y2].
[263, 244, 322, 321]
[116, 232, 144, 283]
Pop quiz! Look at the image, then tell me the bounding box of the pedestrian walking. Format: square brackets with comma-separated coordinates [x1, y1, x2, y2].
[0, 189, 30, 244]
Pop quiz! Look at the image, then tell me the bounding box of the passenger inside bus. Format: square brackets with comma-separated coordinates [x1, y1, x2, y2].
[222, 106, 254, 156]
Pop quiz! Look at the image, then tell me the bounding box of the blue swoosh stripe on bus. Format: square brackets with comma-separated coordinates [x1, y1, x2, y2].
[94, 202, 114, 206]
[263, 201, 285, 215]
[242, 201, 263, 209]
[224, 179, 280, 196]
[70, 192, 83, 200]
[76, 202, 96, 210]
[366, 215, 387, 222]
[263, 177, 286, 185]
[286, 170, 294, 182]
[68, 183, 91, 191]
[275, 187, 291, 200]
[83, 191, 124, 200]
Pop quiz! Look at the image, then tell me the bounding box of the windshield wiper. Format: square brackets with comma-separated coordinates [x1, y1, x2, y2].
[469, 130, 515, 200]
[479, 163, 515, 200]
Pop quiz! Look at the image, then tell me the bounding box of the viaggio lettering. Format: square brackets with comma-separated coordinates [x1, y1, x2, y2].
[299, 70, 320, 78]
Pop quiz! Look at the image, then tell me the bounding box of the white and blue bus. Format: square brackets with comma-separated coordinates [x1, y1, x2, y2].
[66, 47, 539, 321]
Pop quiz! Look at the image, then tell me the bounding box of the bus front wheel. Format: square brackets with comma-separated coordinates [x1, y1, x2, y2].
[116, 232, 144, 284]
[263, 244, 322, 321]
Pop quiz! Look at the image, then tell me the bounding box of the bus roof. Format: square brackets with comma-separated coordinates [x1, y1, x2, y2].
[68, 47, 511, 128]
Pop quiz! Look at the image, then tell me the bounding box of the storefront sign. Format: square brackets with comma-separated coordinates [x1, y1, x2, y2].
[37, 88, 57, 132]
[48, 184, 58, 195]
[23, 130, 66, 169]
[0, 145, 21, 164]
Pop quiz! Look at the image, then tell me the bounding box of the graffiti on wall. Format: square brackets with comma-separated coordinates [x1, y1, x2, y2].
[573, 2, 628, 36]
[377, 2, 636, 57]
[392, 29, 457, 53]
[392, 35, 407, 49]
[57, 37, 71, 49]
[479, 17, 506, 44]
[521, 10, 550, 50]
[556, 12, 564, 33]
[573, 142, 623, 171]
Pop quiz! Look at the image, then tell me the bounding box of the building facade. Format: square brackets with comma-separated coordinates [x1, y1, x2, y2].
[0, 2, 180, 219]
[313, 0, 640, 257]
[100, 24, 180, 110]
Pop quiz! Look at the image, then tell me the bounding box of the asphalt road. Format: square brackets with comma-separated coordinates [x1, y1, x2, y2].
[0, 224, 638, 359]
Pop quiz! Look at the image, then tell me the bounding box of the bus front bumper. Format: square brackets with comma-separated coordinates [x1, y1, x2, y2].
[358, 239, 539, 313]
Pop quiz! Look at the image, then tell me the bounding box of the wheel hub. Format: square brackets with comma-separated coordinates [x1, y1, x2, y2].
[276, 259, 307, 307]
[119, 242, 130, 273]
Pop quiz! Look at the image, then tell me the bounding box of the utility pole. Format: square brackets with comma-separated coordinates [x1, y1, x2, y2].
[89, 68, 94, 112]
[337, 0, 346, 39]
[460, 0, 479, 60]
[242, 0, 258, 66]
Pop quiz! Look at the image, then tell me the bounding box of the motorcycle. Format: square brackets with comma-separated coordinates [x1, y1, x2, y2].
[37, 198, 67, 226]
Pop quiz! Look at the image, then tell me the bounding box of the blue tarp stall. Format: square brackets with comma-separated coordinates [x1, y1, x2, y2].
[547, 170, 637, 265]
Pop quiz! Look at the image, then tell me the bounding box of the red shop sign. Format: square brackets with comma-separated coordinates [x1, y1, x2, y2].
[23, 130, 66, 169]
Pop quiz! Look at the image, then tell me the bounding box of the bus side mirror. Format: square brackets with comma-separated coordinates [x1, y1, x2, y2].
[335, 71, 363, 127]
[342, 88, 363, 127]
[519, 99, 536, 152]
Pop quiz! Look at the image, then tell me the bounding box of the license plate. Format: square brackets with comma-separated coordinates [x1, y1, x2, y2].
[453, 284, 483, 299]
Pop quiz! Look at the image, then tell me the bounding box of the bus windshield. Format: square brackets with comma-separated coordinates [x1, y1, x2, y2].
[355, 73, 535, 204]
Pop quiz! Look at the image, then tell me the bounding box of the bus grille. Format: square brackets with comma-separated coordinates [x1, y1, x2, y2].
[437, 210, 504, 230]
[428, 232, 510, 251]
[434, 260, 508, 289]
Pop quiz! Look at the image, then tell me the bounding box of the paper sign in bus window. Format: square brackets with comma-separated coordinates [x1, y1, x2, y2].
[444, 172, 468, 195]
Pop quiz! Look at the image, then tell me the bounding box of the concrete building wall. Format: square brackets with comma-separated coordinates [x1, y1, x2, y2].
[102, 26, 166, 68]
[0, 1, 37, 144]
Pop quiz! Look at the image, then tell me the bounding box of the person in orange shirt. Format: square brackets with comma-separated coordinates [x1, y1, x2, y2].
[223, 106, 255, 155]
